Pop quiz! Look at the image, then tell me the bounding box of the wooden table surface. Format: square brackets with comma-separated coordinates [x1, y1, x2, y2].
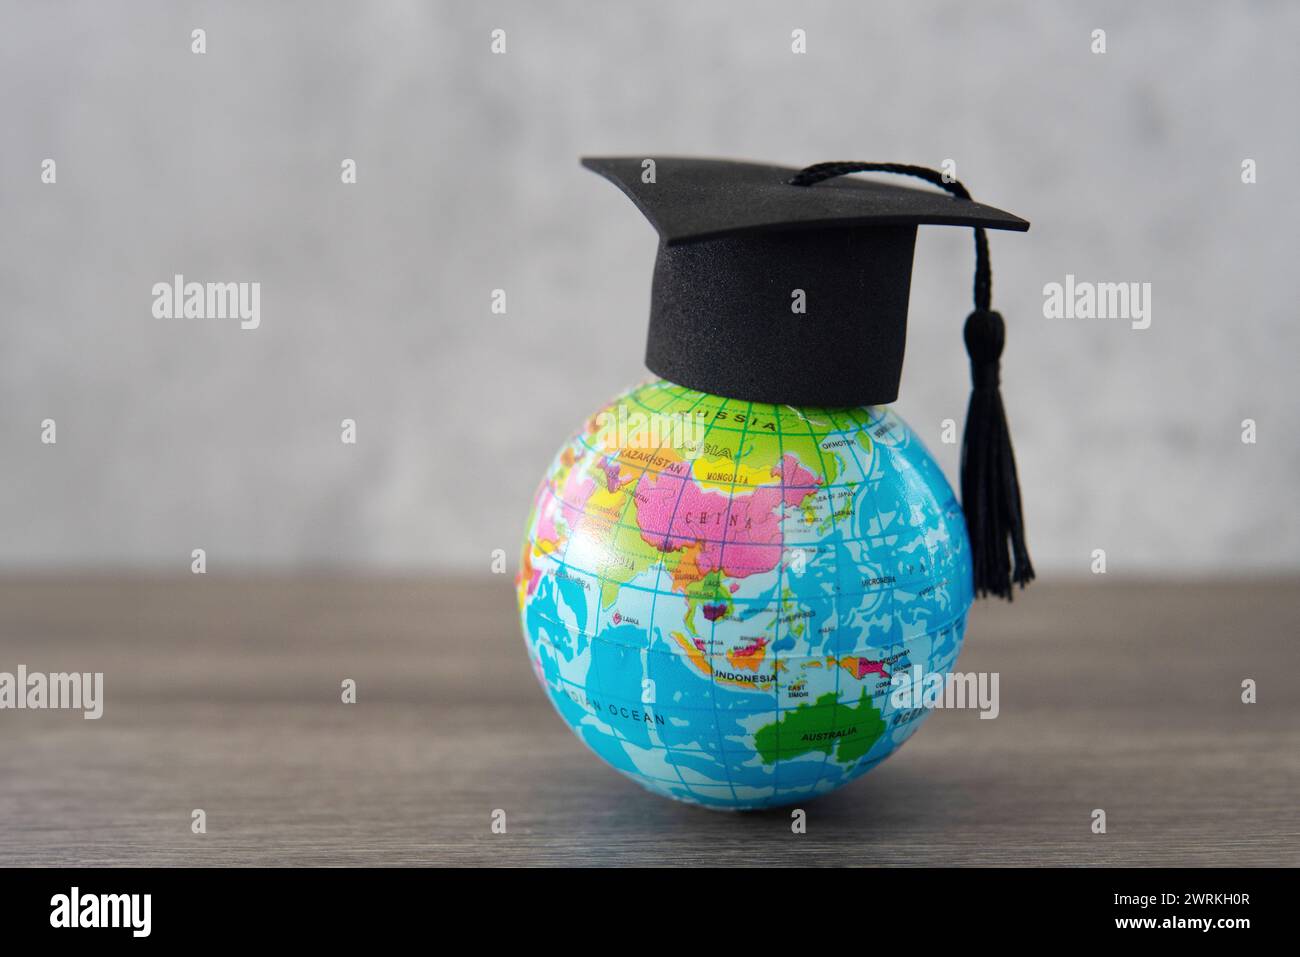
[0, 577, 1295, 867]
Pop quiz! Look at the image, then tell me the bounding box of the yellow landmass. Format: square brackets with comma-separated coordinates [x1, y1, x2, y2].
[690, 454, 774, 492]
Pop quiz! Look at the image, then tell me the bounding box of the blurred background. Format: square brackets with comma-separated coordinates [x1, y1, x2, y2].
[2, 0, 1297, 576]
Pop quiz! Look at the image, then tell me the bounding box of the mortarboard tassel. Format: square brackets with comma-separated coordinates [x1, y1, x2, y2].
[788, 162, 1035, 599]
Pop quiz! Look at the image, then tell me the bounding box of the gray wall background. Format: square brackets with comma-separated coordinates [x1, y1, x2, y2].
[1, 0, 1296, 574]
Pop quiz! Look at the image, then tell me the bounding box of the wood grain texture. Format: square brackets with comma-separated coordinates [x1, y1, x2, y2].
[0, 577, 1296, 867]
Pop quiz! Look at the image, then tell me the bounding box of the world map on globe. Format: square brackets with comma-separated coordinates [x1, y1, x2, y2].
[517, 378, 974, 810]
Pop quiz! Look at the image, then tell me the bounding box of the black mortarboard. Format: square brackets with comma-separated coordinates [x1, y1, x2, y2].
[582, 156, 1027, 407]
[583, 155, 1034, 600]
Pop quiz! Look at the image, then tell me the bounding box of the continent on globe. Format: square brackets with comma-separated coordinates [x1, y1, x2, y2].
[753, 690, 888, 765]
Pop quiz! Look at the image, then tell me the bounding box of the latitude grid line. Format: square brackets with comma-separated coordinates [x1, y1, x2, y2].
[538, 485, 912, 550]
[527, 600, 971, 668]
[620, 386, 887, 437]
[521, 540, 960, 610]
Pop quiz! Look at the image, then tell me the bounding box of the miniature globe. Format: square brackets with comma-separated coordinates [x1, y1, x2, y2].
[517, 379, 973, 810]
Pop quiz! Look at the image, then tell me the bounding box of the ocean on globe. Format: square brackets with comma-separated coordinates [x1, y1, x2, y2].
[517, 379, 973, 810]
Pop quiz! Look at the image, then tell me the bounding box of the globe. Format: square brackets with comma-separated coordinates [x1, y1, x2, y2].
[517, 379, 973, 810]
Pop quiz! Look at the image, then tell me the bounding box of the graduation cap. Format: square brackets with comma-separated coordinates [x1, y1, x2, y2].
[583, 156, 1034, 599]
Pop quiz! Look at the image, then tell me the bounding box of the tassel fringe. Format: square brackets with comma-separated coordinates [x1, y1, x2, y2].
[961, 309, 1034, 599]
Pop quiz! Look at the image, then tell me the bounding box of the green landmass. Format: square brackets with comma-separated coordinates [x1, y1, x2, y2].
[754, 689, 886, 765]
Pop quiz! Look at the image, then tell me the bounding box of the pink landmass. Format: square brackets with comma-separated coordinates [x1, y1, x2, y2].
[634, 454, 818, 579]
[850, 658, 890, 680]
[598, 456, 628, 492]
